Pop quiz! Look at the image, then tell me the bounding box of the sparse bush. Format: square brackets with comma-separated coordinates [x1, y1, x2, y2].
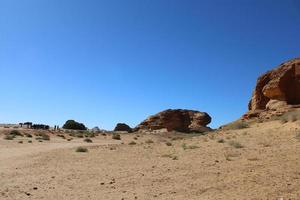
[280, 118, 288, 124]
[68, 133, 75, 137]
[172, 156, 178, 160]
[224, 153, 232, 161]
[134, 137, 138, 140]
[217, 139, 225, 143]
[296, 132, 300, 141]
[279, 111, 300, 123]
[161, 154, 173, 158]
[248, 157, 259, 161]
[128, 141, 137, 145]
[171, 136, 184, 141]
[228, 141, 243, 148]
[208, 134, 216, 140]
[4, 135, 15, 140]
[182, 143, 199, 150]
[145, 139, 154, 144]
[63, 120, 87, 130]
[18, 141, 23, 144]
[86, 132, 95, 138]
[57, 134, 65, 139]
[10, 130, 23, 137]
[28, 140, 32, 143]
[84, 138, 93, 143]
[41, 134, 50, 140]
[224, 121, 249, 130]
[35, 133, 50, 141]
[76, 147, 88, 153]
[162, 154, 178, 160]
[224, 152, 239, 161]
[112, 133, 121, 140]
[165, 142, 172, 146]
[25, 133, 32, 138]
[187, 145, 199, 149]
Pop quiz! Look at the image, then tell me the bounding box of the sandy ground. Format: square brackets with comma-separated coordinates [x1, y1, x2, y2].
[0, 121, 300, 200]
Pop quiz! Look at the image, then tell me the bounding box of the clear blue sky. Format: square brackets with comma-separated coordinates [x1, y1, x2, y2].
[0, 0, 300, 129]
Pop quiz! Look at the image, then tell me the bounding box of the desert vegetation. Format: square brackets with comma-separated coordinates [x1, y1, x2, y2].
[228, 141, 244, 148]
[222, 121, 249, 130]
[182, 143, 199, 150]
[278, 111, 300, 123]
[35, 133, 50, 141]
[84, 138, 93, 143]
[112, 133, 121, 140]
[75, 147, 88, 153]
[128, 141, 137, 145]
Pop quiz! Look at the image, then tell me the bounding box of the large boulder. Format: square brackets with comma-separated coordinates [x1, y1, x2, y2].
[134, 109, 212, 133]
[114, 123, 132, 133]
[244, 58, 300, 119]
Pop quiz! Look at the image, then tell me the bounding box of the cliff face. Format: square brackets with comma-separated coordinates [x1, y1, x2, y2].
[244, 58, 300, 119]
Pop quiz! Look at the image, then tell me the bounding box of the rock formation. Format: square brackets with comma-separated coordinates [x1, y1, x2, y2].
[114, 123, 132, 133]
[134, 109, 212, 133]
[91, 126, 101, 133]
[244, 58, 300, 119]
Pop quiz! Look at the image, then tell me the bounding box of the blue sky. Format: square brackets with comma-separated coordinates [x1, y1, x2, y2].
[0, 0, 300, 129]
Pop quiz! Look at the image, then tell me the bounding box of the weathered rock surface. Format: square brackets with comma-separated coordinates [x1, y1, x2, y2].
[244, 58, 300, 119]
[114, 123, 132, 133]
[134, 109, 212, 133]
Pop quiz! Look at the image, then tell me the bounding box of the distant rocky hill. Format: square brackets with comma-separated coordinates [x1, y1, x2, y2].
[114, 123, 132, 132]
[134, 109, 212, 133]
[243, 58, 300, 120]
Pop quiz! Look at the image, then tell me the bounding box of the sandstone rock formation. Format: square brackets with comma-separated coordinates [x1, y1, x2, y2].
[244, 58, 300, 119]
[114, 123, 132, 133]
[134, 109, 212, 133]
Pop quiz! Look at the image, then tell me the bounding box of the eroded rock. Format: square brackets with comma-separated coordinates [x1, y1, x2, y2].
[134, 109, 212, 133]
[244, 58, 300, 119]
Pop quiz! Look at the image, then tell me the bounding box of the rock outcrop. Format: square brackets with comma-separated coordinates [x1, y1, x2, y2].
[114, 123, 132, 133]
[91, 126, 101, 133]
[244, 58, 300, 119]
[134, 109, 212, 133]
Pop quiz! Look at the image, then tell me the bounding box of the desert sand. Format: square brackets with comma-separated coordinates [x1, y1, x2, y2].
[0, 120, 300, 200]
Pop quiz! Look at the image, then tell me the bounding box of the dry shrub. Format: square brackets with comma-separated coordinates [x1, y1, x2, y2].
[76, 147, 88, 152]
[228, 141, 243, 148]
[279, 111, 300, 123]
[223, 121, 249, 130]
[84, 138, 93, 143]
[128, 141, 137, 145]
[112, 133, 121, 140]
[182, 143, 199, 150]
[145, 139, 154, 144]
